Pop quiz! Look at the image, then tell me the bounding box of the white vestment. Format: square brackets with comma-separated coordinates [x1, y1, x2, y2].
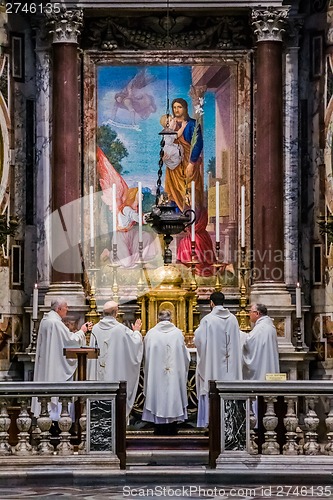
[142, 321, 190, 424]
[31, 310, 86, 421]
[194, 306, 243, 427]
[242, 315, 280, 380]
[87, 317, 143, 417]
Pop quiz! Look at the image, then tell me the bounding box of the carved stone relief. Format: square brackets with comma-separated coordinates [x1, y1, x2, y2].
[82, 14, 252, 51]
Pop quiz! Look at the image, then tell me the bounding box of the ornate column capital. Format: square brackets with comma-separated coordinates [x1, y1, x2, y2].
[251, 9, 289, 43]
[46, 8, 83, 44]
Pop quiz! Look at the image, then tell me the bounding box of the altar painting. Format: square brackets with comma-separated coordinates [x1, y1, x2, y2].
[94, 63, 242, 287]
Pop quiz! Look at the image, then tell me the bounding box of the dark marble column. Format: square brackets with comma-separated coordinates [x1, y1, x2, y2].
[48, 10, 83, 285]
[252, 10, 288, 284]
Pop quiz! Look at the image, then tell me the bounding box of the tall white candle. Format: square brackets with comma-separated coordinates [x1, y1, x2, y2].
[112, 183, 117, 245]
[191, 181, 195, 242]
[216, 181, 220, 243]
[89, 185, 94, 248]
[296, 282, 302, 318]
[32, 283, 38, 320]
[138, 181, 143, 243]
[241, 185, 245, 248]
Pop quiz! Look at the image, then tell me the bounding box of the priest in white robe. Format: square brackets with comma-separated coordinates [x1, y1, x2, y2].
[243, 303, 280, 380]
[142, 309, 190, 430]
[32, 298, 89, 421]
[88, 301, 143, 418]
[194, 291, 243, 428]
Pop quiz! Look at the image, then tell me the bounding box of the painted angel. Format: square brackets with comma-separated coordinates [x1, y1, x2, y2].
[97, 147, 162, 268]
[111, 68, 157, 126]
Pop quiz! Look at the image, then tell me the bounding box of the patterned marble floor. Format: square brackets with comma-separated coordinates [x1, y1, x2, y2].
[1, 484, 333, 499]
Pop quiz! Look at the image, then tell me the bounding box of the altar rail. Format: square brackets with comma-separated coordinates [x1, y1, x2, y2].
[209, 380, 333, 469]
[0, 381, 127, 469]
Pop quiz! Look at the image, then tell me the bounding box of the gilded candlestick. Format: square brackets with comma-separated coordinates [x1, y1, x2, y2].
[213, 241, 223, 292]
[189, 241, 198, 291]
[236, 246, 251, 332]
[86, 246, 100, 342]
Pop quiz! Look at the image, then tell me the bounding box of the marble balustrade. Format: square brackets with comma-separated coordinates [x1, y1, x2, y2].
[209, 380, 333, 468]
[1, 380, 333, 471]
[0, 381, 126, 468]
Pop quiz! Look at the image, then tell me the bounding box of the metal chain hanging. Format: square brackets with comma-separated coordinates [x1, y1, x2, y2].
[156, 136, 165, 205]
[155, 0, 175, 206]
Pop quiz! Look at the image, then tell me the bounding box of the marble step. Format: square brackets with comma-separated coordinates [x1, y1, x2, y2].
[126, 434, 209, 451]
[126, 449, 209, 467]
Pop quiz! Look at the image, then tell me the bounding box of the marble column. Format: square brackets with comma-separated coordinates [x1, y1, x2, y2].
[251, 9, 295, 352]
[283, 20, 302, 286]
[46, 9, 85, 305]
[252, 9, 288, 285]
[35, 25, 51, 292]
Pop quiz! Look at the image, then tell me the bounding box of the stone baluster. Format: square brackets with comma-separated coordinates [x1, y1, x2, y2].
[262, 396, 280, 454]
[296, 425, 304, 449]
[283, 396, 299, 455]
[325, 397, 333, 455]
[0, 399, 12, 455]
[78, 398, 87, 454]
[36, 397, 54, 455]
[57, 397, 74, 455]
[13, 398, 32, 456]
[303, 396, 320, 455]
[249, 398, 258, 454]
